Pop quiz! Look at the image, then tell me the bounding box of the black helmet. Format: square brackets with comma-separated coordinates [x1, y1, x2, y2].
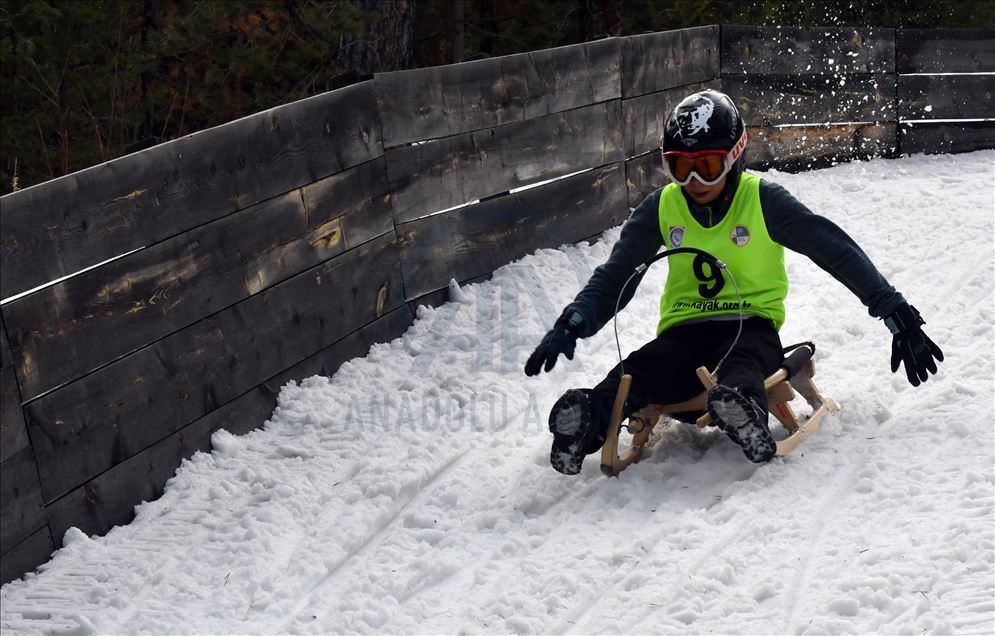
[663, 89, 745, 154]
[661, 90, 748, 183]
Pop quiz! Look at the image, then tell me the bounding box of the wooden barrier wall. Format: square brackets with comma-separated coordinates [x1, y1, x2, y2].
[722, 25, 900, 172]
[1, 25, 992, 584]
[896, 28, 995, 153]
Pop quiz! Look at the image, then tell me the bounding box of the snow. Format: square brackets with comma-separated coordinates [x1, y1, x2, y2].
[2, 152, 994, 634]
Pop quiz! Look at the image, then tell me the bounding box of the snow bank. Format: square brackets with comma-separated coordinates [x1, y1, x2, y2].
[2, 152, 993, 635]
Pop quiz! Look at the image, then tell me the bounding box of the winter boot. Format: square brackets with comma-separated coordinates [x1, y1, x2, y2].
[707, 384, 777, 463]
[548, 389, 605, 475]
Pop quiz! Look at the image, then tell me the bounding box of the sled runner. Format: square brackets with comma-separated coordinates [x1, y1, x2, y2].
[600, 342, 840, 477]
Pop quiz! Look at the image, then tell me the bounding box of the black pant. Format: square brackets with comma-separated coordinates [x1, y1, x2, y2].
[584, 318, 783, 450]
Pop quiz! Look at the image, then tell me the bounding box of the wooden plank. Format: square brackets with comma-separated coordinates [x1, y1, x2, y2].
[45, 306, 413, 542]
[745, 124, 897, 172]
[722, 26, 895, 75]
[622, 26, 720, 99]
[723, 75, 897, 126]
[25, 231, 405, 502]
[376, 38, 621, 147]
[1, 445, 46, 552]
[0, 525, 53, 585]
[0, 311, 12, 370]
[897, 28, 995, 73]
[1, 366, 28, 464]
[407, 287, 452, 314]
[300, 157, 395, 250]
[622, 80, 722, 158]
[5, 157, 394, 402]
[386, 101, 624, 224]
[43, 385, 271, 543]
[625, 152, 669, 209]
[0, 81, 383, 299]
[282, 305, 414, 382]
[0, 311, 21, 462]
[398, 163, 627, 300]
[898, 75, 995, 120]
[899, 121, 995, 155]
[402, 228, 605, 314]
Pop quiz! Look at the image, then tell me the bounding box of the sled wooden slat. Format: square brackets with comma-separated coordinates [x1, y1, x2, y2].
[622, 26, 719, 99]
[649, 393, 706, 416]
[375, 38, 621, 148]
[767, 382, 799, 434]
[24, 232, 405, 503]
[600, 374, 634, 476]
[4, 157, 394, 403]
[775, 358, 839, 455]
[0, 82, 383, 300]
[722, 26, 895, 75]
[897, 28, 995, 73]
[775, 398, 840, 456]
[385, 100, 624, 225]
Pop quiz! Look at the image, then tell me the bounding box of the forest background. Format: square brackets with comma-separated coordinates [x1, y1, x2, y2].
[2, 0, 993, 194]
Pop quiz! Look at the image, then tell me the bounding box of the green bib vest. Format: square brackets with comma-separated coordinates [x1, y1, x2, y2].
[656, 173, 788, 335]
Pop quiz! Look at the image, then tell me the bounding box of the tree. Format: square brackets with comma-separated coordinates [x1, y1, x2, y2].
[3, 0, 993, 194]
[0, 0, 410, 193]
[336, 0, 416, 72]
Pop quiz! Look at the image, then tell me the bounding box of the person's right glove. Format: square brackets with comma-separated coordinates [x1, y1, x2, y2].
[885, 302, 943, 386]
[524, 311, 583, 376]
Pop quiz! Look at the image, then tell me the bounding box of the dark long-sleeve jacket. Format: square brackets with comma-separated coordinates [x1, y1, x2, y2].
[564, 172, 904, 338]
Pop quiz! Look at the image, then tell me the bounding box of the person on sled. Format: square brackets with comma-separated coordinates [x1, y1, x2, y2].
[524, 89, 943, 475]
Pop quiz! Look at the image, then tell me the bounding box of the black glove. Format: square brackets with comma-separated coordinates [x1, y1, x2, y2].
[524, 311, 583, 376]
[885, 303, 943, 386]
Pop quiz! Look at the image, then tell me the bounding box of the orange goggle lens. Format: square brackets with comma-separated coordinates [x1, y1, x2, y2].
[666, 153, 726, 183]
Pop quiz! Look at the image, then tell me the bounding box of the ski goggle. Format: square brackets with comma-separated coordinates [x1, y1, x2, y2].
[661, 129, 748, 186]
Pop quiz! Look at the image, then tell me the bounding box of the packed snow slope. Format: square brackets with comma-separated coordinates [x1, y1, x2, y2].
[2, 152, 994, 635]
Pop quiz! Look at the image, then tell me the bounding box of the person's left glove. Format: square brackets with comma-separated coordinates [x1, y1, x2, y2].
[885, 302, 943, 386]
[524, 311, 583, 376]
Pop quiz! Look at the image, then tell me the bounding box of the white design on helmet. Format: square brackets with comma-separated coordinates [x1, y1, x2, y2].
[675, 97, 714, 144]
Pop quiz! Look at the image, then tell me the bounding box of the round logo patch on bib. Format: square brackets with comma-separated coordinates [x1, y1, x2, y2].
[669, 226, 685, 248]
[731, 225, 751, 247]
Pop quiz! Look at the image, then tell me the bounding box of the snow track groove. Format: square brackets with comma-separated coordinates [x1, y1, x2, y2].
[281, 451, 469, 628]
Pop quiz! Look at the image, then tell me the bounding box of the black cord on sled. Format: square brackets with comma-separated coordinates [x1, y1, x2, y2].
[613, 247, 744, 382]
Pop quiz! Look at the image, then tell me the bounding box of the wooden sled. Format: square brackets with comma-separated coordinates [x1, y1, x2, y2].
[600, 343, 840, 477]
